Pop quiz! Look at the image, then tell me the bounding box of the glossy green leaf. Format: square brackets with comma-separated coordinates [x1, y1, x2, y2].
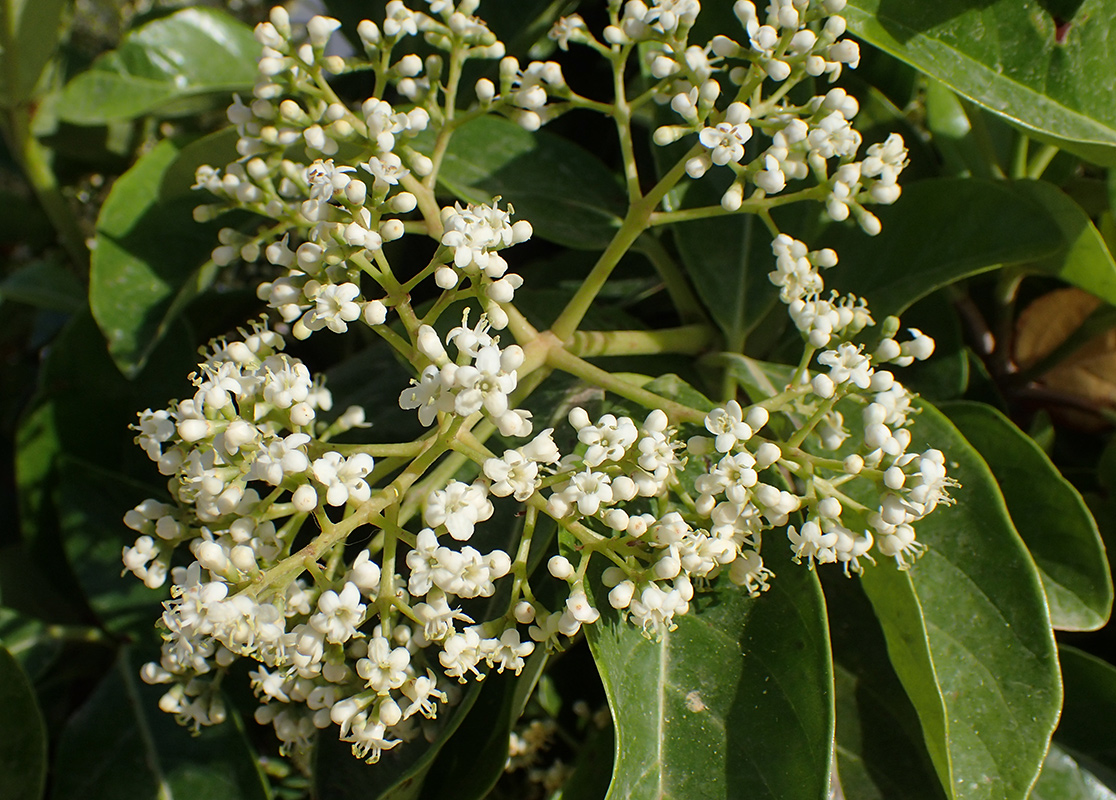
[435, 115, 626, 249]
[0, 258, 85, 312]
[419, 671, 518, 800]
[52, 648, 271, 800]
[0, 0, 67, 106]
[823, 574, 946, 800]
[562, 722, 616, 800]
[1055, 646, 1116, 787]
[0, 644, 47, 800]
[822, 178, 1062, 317]
[859, 402, 1061, 800]
[588, 543, 833, 800]
[941, 401, 1112, 631]
[1010, 180, 1116, 306]
[0, 607, 64, 681]
[58, 7, 258, 124]
[671, 178, 772, 348]
[923, 79, 1011, 181]
[844, 0, 1116, 165]
[894, 291, 968, 400]
[159, 126, 242, 202]
[90, 137, 222, 376]
[57, 457, 167, 635]
[1031, 744, 1116, 800]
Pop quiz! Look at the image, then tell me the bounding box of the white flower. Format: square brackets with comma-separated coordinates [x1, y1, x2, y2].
[306, 283, 362, 334]
[406, 528, 441, 596]
[628, 583, 687, 635]
[414, 591, 473, 641]
[788, 520, 838, 566]
[488, 629, 534, 674]
[262, 359, 312, 408]
[578, 413, 638, 467]
[251, 433, 310, 485]
[357, 635, 412, 694]
[550, 469, 613, 517]
[305, 158, 354, 201]
[484, 449, 540, 501]
[705, 400, 752, 453]
[132, 409, 176, 460]
[729, 550, 773, 596]
[310, 582, 366, 643]
[342, 712, 401, 763]
[450, 344, 518, 418]
[549, 14, 587, 50]
[698, 103, 752, 165]
[566, 589, 600, 624]
[401, 671, 448, 720]
[360, 152, 409, 194]
[439, 627, 486, 681]
[399, 365, 449, 426]
[312, 452, 375, 506]
[818, 343, 872, 389]
[423, 480, 493, 541]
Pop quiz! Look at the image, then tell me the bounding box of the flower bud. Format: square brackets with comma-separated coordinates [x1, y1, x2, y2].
[548, 555, 574, 580]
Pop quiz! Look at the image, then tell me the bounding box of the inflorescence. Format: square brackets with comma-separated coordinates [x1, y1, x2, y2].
[123, 0, 954, 766]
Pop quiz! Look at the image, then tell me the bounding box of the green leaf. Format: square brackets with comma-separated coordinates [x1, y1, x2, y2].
[588, 544, 834, 800]
[941, 401, 1113, 631]
[51, 648, 271, 800]
[822, 178, 1063, 317]
[0, 607, 64, 681]
[57, 457, 167, 635]
[434, 115, 627, 249]
[419, 670, 520, 800]
[0, 644, 47, 800]
[1010, 180, 1116, 306]
[1055, 646, 1116, 786]
[824, 574, 946, 800]
[562, 721, 616, 800]
[1031, 744, 1116, 800]
[0, 258, 85, 312]
[0, 0, 67, 106]
[671, 182, 772, 348]
[844, 0, 1116, 165]
[89, 137, 222, 377]
[859, 402, 1061, 800]
[58, 7, 258, 124]
[159, 126, 242, 202]
[895, 291, 968, 400]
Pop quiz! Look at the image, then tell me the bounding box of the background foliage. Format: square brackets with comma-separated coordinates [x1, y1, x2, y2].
[2, 1, 1116, 799]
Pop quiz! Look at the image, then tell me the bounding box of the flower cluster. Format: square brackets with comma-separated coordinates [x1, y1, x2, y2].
[122, 0, 954, 772]
[630, 0, 906, 232]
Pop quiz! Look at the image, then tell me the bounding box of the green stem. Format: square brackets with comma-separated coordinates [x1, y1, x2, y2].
[546, 346, 706, 425]
[0, 109, 87, 270]
[787, 395, 839, 449]
[609, 49, 642, 205]
[1011, 134, 1030, 180]
[632, 234, 707, 324]
[1027, 143, 1060, 180]
[567, 324, 714, 358]
[426, 46, 467, 187]
[244, 435, 447, 598]
[648, 187, 824, 226]
[550, 145, 700, 341]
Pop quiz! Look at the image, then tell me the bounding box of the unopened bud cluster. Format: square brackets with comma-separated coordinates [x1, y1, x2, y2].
[123, 0, 953, 769]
